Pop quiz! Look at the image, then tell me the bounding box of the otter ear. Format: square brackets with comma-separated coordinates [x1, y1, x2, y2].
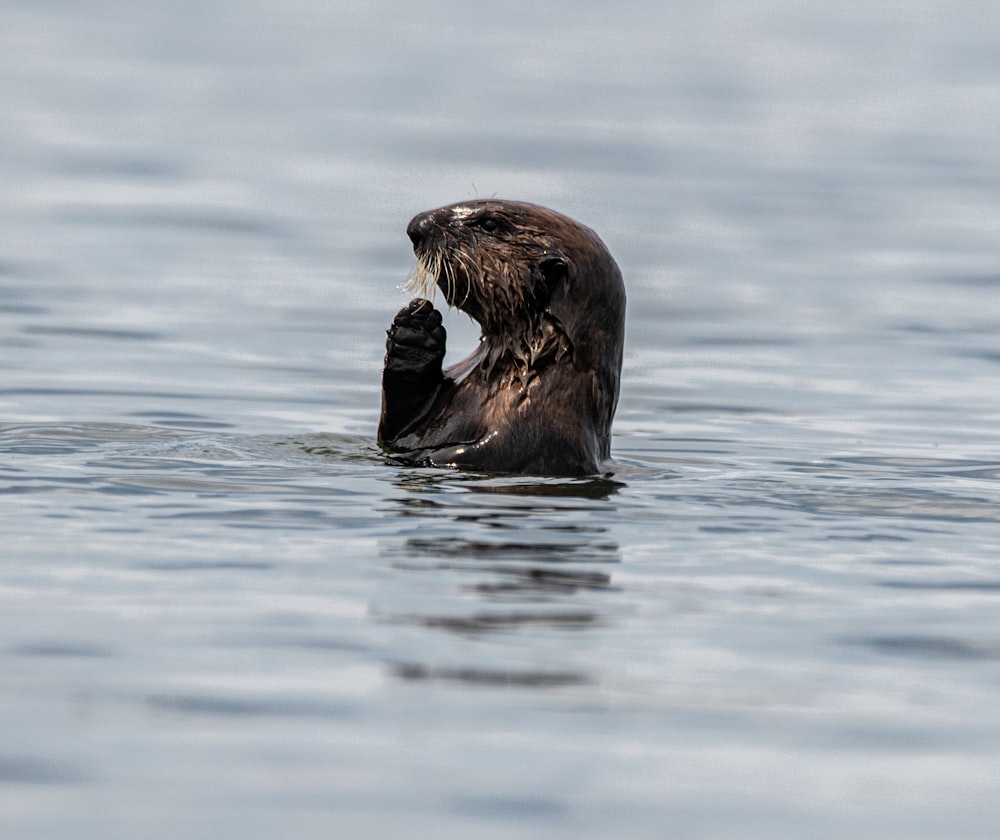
[539, 255, 569, 295]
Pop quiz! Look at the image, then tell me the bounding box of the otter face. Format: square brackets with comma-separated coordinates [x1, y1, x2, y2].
[405, 199, 624, 391]
[404, 201, 574, 336]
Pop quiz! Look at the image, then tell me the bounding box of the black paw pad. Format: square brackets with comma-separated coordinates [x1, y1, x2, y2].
[387, 298, 445, 356]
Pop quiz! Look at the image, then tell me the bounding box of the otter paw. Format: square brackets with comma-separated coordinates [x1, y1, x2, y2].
[380, 299, 447, 444]
[385, 298, 446, 372]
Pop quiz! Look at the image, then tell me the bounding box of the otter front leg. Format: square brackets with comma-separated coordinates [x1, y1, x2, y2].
[378, 298, 447, 444]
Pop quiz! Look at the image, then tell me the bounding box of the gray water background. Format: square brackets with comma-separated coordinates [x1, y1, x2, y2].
[2, 1, 1000, 837]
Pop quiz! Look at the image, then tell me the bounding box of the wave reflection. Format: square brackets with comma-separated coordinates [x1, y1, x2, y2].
[377, 473, 622, 689]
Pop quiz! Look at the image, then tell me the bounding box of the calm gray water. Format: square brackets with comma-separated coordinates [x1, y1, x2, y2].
[3, 1, 1000, 837]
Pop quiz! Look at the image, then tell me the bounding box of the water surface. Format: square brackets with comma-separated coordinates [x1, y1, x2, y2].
[3, 1, 1000, 837]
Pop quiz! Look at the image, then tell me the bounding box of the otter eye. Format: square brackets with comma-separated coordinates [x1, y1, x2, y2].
[479, 217, 499, 233]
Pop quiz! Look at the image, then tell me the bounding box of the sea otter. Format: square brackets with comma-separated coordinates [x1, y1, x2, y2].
[378, 199, 625, 476]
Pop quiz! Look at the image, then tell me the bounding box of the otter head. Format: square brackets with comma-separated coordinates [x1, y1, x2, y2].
[404, 199, 625, 393]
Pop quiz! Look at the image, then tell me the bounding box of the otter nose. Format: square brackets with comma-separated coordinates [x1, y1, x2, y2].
[406, 212, 435, 247]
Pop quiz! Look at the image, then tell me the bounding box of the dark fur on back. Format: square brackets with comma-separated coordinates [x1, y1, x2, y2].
[378, 199, 625, 476]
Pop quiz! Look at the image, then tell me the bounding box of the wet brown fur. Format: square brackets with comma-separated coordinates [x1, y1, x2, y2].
[380, 199, 625, 476]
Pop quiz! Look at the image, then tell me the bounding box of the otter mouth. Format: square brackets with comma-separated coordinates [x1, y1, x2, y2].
[403, 250, 474, 315]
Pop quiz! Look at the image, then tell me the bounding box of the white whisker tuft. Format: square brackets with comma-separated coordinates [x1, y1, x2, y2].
[402, 254, 439, 299]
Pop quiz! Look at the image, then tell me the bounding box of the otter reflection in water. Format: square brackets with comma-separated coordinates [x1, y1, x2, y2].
[378, 200, 625, 477]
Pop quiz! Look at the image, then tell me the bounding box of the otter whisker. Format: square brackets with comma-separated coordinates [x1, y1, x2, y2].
[440, 258, 456, 309]
[402, 253, 444, 302]
[455, 250, 474, 311]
